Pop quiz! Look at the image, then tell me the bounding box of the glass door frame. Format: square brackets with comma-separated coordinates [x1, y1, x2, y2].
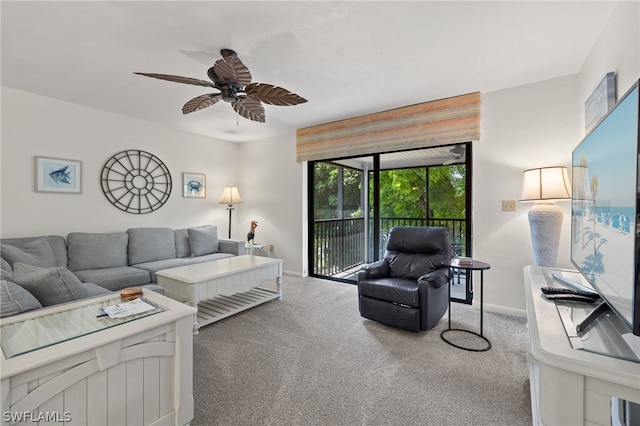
[307, 144, 473, 304]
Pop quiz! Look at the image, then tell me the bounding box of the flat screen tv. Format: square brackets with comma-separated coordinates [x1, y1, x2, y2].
[571, 79, 640, 336]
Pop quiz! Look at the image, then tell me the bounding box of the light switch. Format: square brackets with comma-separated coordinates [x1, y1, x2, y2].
[502, 200, 516, 211]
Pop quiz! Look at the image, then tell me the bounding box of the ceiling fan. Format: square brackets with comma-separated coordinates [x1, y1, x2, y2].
[443, 145, 466, 165]
[134, 49, 307, 123]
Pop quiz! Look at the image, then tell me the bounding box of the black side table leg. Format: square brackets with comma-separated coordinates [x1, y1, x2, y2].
[441, 267, 491, 352]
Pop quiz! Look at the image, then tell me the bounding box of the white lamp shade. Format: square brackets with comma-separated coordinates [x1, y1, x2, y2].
[219, 186, 243, 205]
[520, 166, 571, 201]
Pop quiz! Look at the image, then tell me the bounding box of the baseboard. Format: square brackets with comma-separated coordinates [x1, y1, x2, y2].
[283, 270, 304, 278]
[474, 301, 527, 318]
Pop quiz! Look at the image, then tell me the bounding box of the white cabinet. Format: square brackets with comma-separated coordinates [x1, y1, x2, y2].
[524, 266, 640, 425]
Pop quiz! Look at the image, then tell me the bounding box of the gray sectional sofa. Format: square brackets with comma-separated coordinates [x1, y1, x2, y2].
[0, 225, 244, 318]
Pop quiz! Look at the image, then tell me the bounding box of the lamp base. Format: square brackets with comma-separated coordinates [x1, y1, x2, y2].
[528, 201, 563, 267]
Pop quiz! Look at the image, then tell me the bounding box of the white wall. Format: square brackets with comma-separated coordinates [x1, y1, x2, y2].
[1, 87, 239, 237]
[579, 0, 639, 116]
[236, 133, 304, 276]
[475, 75, 580, 316]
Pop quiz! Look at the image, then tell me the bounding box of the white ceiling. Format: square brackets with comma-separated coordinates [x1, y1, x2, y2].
[1, 1, 616, 143]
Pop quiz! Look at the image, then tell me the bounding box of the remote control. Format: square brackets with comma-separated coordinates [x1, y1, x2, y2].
[542, 293, 600, 303]
[541, 287, 600, 299]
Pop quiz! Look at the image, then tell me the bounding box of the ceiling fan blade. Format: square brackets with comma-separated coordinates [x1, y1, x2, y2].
[134, 72, 216, 88]
[244, 83, 307, 106]
[213, 56, 252, 85]
[182, 93, 222, 114]
[231, 98, 265, 123]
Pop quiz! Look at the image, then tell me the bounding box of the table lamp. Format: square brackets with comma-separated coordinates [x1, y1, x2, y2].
[519, 166, 571, 267]
[219, 185, 243, 238]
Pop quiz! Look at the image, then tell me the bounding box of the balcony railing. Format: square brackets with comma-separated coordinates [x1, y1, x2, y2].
[314, 218, 365, 276]
[313, 217, 467, 278]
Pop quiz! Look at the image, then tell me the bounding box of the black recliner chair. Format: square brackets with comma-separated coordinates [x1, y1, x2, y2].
[357, 226, 452, 332]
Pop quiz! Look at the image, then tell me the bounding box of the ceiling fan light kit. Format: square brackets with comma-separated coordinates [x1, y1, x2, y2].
[134, 49, 307, 123]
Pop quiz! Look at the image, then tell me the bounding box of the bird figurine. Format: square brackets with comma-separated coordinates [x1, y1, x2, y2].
[247, 221, 258, 244]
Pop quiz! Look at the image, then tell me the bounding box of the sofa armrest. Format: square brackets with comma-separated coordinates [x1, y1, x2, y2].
[219, 239, 245, 256]
[418, 268, 450, 289]
[358, 259, 390, 281]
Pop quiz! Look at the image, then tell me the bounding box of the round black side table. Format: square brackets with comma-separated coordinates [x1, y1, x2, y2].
[440, 259, 492, 352]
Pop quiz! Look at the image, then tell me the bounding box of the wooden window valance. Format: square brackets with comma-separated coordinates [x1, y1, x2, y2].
[296, 92, 480, 162]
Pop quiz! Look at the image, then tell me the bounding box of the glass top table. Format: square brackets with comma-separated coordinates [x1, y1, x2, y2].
[0, 295, 165, 359]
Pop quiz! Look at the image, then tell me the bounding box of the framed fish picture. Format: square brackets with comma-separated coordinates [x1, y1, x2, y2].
[35, 156, 82, 193]
[182, 172, 206, 198]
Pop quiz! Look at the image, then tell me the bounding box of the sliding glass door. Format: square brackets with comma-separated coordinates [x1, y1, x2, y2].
[308, 144, 473, 303]
[309, 158, 369, 279]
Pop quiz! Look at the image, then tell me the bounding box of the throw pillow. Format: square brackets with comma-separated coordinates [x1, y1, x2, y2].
[0, 280, 42, 318]
[187, 225, 219, 257]
[1, 238, 56, 268]
[174, 229, 191, 258]
[12, 263, 96, 306]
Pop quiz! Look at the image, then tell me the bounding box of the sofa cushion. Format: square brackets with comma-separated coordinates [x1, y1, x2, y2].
[1, 257, 13, 280]
[136, 252, 235, 282]
[67, 232, 129, 271]
[134, 257, 203, 282]
[174, 229, 191, 258]
[188, 225, 219, 256]
[1, 238, 56, 268]
[127, 227, 176, 265]
[73, 267, 151, 292]
[78, 282, 112, 298]
[1, 280, 43, 317]
[1, 236, 69, 268]
[12, 263, 97, 306]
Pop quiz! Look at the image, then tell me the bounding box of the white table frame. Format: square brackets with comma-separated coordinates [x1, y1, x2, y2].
[156, 255, 283, 333]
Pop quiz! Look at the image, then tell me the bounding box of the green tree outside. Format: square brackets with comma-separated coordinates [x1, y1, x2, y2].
[373, 165, 465, 219]
[315, 162, 466, 220]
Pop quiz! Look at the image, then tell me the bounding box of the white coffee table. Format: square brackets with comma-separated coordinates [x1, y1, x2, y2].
[156, 255, 283, 332]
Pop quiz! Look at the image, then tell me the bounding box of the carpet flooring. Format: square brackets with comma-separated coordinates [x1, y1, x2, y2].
[192, 275, 532, 425]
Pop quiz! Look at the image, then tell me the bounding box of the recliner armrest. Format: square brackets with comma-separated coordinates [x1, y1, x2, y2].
[358, 259, 390, 280]
[418, 268, 449, 289]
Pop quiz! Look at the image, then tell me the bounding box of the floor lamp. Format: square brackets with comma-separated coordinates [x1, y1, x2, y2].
[519, 166, 571, 267]
[219, 185, 243, 239]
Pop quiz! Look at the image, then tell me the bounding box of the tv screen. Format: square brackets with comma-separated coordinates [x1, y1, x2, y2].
[571, 80, 640, 335]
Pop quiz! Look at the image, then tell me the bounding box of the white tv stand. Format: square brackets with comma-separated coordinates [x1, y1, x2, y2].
[524, 266, 640, 425]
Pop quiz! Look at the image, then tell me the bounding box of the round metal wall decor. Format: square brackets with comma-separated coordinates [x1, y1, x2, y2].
[101, 150, 172, 214]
